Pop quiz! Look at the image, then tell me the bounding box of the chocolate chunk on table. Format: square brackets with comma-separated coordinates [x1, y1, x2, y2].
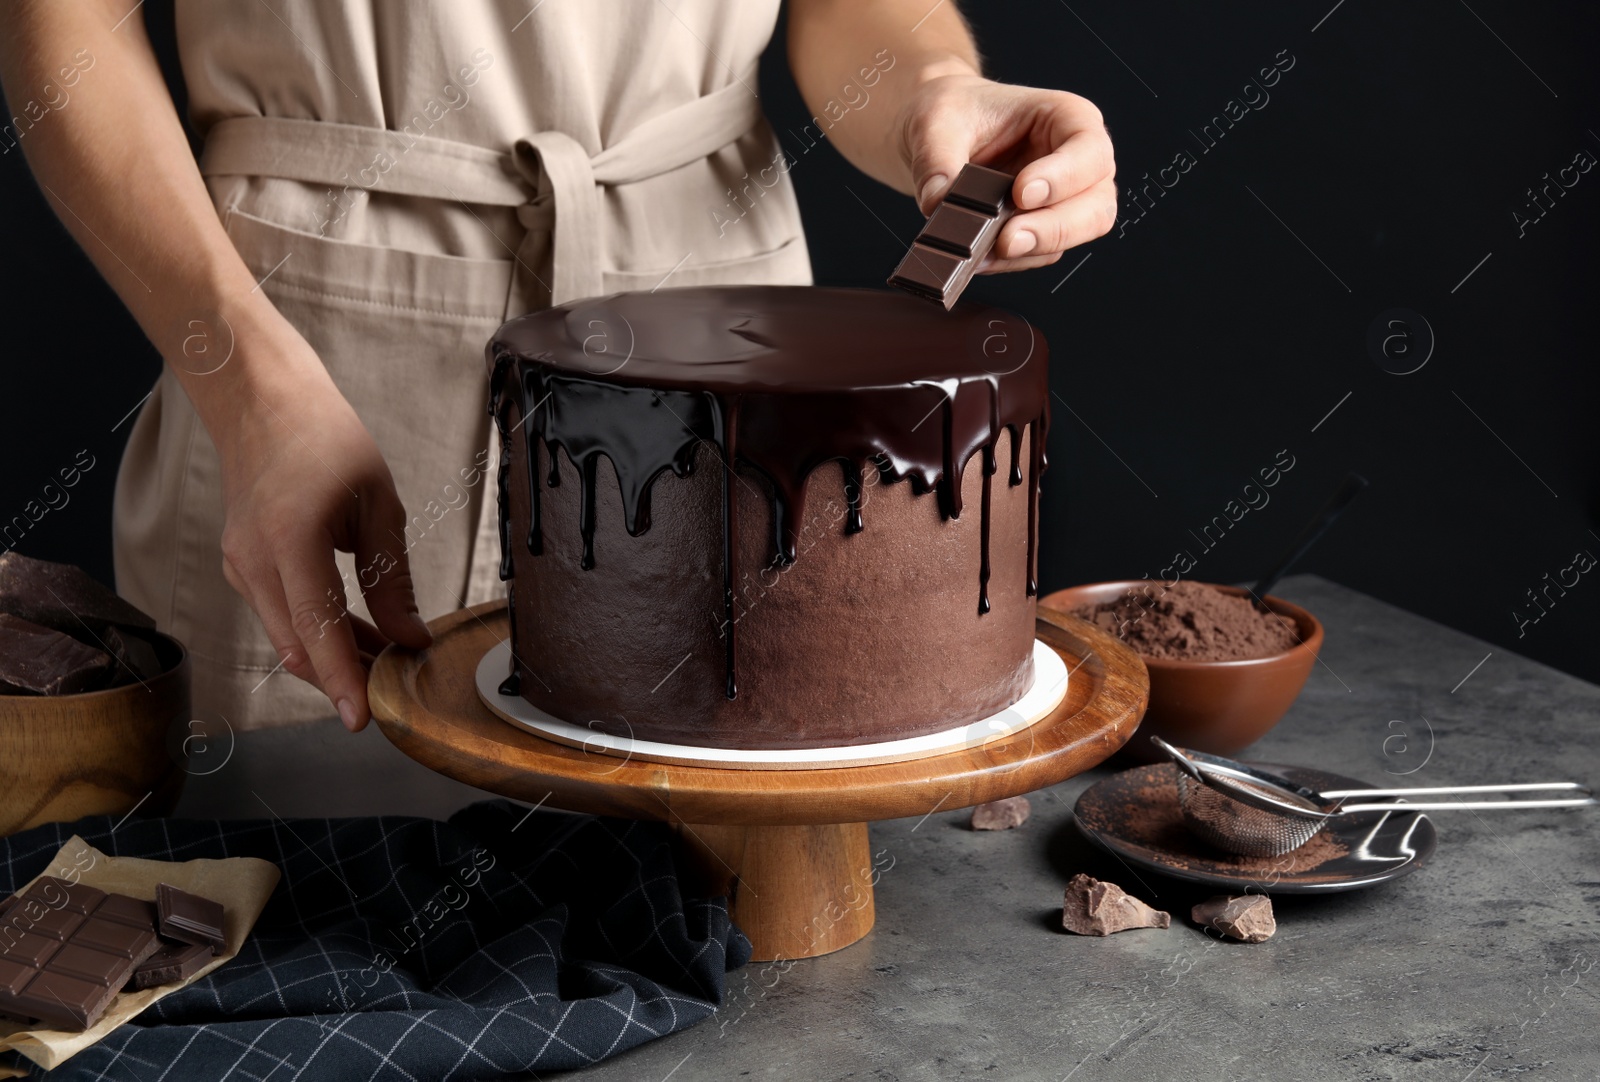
[1191, 894, 1277, 943]
[0, 613, 119, 695]
[130, 942, 212, 990]
[0, 881, 161, 1030]
[156, 883, 226, 953]
[888, 163, 1017, 310]
[1061, 873, 1171, 936]
[970, 796, 1031, 831]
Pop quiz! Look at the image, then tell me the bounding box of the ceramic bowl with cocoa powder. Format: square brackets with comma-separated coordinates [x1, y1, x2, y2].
[1039, 579, 1322, 763]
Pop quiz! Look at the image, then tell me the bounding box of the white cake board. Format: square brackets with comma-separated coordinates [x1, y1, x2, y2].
[474, 639, 1069, 771]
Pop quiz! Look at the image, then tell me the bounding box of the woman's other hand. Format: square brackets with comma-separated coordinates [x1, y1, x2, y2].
[216, 320, 432, 732]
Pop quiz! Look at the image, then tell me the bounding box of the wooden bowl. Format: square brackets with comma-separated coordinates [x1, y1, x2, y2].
[0, 631, 190, 836]
[1039, 580, 1322, 763]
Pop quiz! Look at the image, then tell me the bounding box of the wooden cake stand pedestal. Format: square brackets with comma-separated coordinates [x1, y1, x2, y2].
[368, 602, 1148, 962]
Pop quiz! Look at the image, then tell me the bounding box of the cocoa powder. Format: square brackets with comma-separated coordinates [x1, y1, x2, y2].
[1072, 580, 1300, 661]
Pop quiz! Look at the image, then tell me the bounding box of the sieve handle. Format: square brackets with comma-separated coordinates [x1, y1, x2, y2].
[1321, 781, 1593, 799]
[1337, 796, 1598, 814]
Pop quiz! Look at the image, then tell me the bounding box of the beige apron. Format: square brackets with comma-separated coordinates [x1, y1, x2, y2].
[113, 1, 811, 730]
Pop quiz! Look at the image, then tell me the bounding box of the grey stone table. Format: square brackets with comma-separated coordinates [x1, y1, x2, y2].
[175, 575, 1600, 1081]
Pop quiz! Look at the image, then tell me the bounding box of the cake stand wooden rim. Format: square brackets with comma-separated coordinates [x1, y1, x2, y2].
[368, 600, 1149, 826]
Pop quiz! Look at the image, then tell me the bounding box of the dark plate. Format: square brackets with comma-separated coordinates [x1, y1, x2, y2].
[1073, 762, 1437, 894]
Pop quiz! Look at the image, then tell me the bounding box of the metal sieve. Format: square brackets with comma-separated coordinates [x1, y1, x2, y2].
[1150, 736, 1597, 859]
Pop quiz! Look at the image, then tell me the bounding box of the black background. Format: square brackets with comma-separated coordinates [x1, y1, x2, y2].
[3, 2, 1596, 687]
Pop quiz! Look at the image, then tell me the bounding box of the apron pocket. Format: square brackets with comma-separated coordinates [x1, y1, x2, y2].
[602, 234, 812, 293]
[220, 206, 513, 321]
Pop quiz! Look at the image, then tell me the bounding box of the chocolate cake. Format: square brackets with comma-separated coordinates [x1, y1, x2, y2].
[487, 286, 1050, 749]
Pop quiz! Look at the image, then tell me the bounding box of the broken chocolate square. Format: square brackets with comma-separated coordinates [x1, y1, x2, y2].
[130, 941, 211, 990]
[1061, 874, 1171, 936]
[156, 883, 226, 953]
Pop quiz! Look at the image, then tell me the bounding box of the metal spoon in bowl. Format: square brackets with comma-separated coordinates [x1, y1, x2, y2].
[1150, 736, 1597, 858]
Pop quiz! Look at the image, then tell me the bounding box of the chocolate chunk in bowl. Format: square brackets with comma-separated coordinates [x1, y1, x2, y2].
[0, 614, 119, 696]
[0, 559, 191, 835]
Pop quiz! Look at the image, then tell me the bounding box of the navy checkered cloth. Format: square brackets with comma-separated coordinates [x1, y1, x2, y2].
[0, 801, 750, 1080]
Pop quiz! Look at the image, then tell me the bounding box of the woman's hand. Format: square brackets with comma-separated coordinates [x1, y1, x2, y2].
[897, 72, 1118, 274]
[215, 327, 431, 732]
[786, 1, 1114, 273]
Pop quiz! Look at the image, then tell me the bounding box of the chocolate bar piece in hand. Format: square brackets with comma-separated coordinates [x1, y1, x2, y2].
[156, 883, 226, 953]
[888, 163, 1016, 310]
[0, 877, 161, 1030]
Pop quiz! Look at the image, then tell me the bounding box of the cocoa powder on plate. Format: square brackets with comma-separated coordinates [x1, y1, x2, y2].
[1072, 580, 1300, 661]
[1121, 779, 1347, 874]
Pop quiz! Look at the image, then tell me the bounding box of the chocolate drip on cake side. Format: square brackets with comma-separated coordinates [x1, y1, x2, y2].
[488, 351, 524, 696]
[715, 399, 739, 698]
[1027, 404, 1050, 596]
[489, 352, 717, 693]
[489, 287, 1049, 702]
[734, 376, 1021, 616]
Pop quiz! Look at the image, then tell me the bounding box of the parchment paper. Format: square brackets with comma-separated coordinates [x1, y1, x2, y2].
[0, 835, 279, 1075]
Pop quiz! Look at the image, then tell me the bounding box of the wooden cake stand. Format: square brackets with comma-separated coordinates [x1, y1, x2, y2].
[368, 601, 1148, 961]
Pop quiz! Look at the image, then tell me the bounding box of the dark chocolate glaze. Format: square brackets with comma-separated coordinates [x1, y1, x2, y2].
[488, 286, 1050, 701]
[497, 581, 521, 697]
[716, 404, 739, 698]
